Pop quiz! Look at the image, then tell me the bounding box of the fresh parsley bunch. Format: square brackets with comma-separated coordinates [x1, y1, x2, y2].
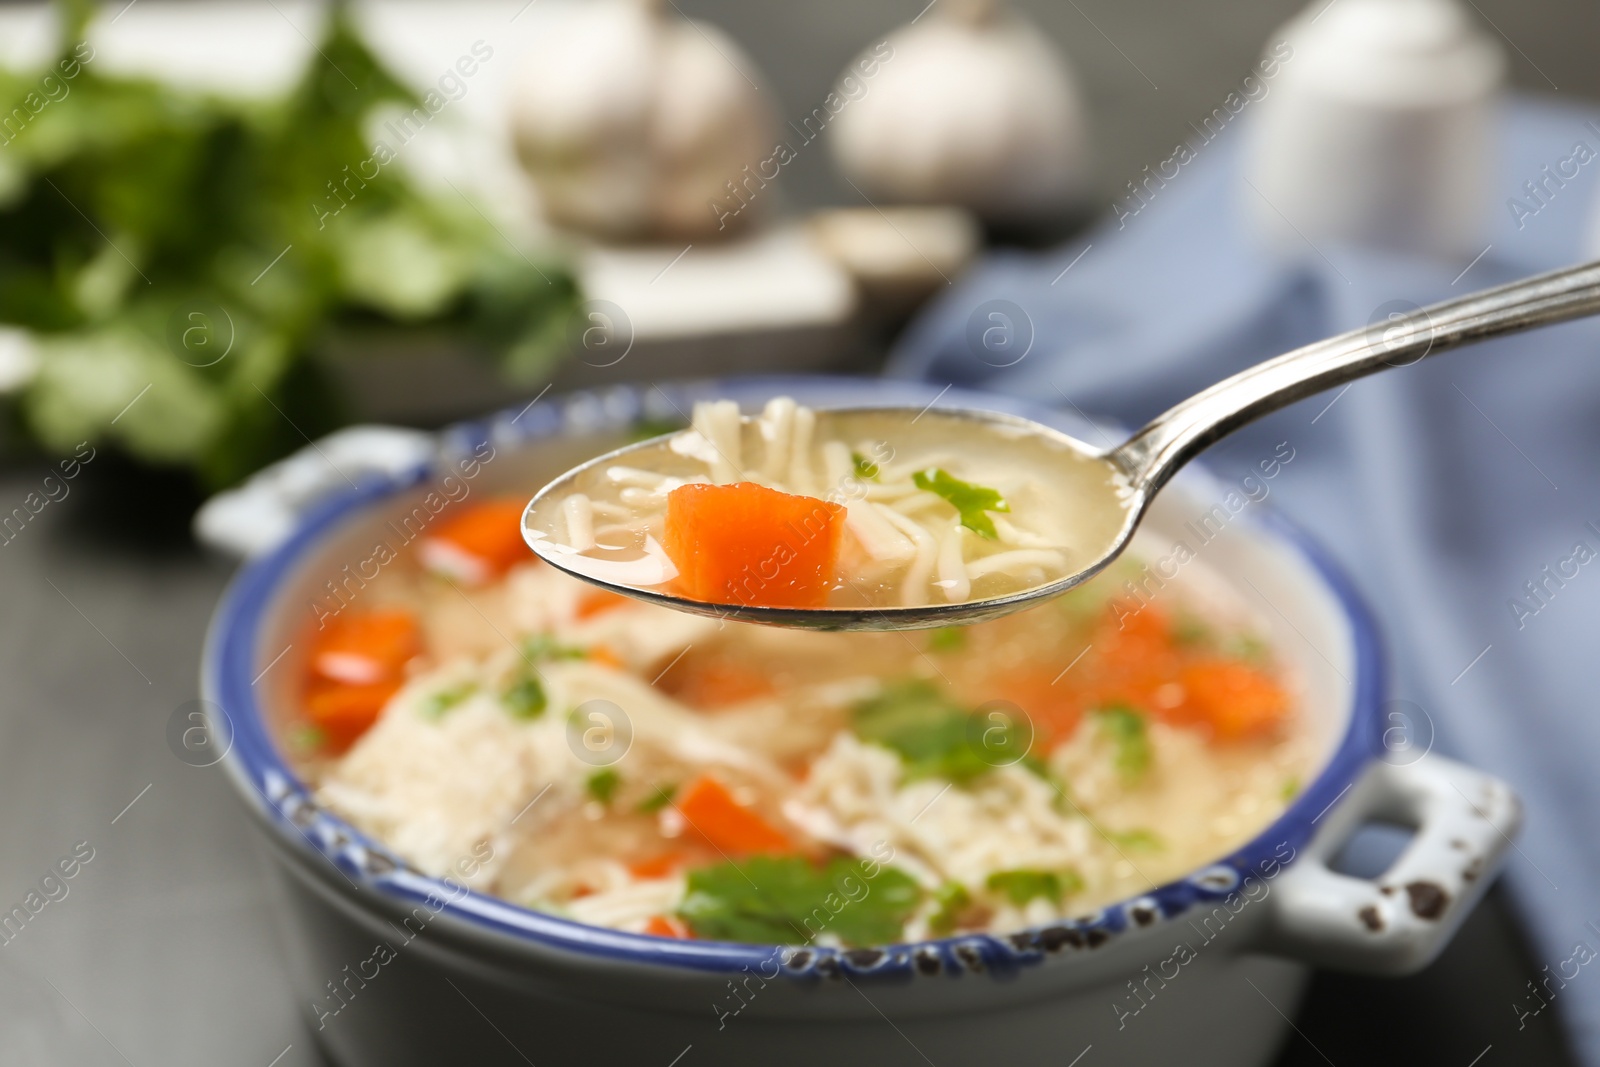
[0, 1, 578, 487]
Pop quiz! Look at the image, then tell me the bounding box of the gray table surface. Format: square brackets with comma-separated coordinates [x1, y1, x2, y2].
[0, 452, 1579, 1067]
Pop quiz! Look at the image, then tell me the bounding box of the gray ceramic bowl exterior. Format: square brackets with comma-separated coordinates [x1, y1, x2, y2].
[203, 378, 1521, 1066]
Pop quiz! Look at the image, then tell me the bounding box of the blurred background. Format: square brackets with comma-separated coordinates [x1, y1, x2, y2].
[675, 0, 1600, 208]
[3, 0, 1600, 1063]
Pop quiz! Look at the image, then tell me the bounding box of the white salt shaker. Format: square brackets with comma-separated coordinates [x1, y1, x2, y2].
[1242, 0, 1505, 262]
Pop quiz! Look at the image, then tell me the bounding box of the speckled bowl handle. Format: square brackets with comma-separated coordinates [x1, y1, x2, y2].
[1259, 755, 1522, 974]
[193, 425, 437, 558]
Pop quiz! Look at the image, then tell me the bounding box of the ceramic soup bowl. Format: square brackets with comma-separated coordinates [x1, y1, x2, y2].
[202, 377, 1520, 1067]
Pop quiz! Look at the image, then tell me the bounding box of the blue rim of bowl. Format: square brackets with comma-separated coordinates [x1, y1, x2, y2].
[204, 376, 1385, 980]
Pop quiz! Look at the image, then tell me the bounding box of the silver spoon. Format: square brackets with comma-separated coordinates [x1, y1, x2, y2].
[524, 258, 1600, 631]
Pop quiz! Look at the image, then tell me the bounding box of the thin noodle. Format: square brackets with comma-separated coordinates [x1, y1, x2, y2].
[844, 499, 916, 562]
[562, 494, 595, 552]
[619, 486, 668, 508]
[936, 523, 971, 603]
[890, 492, 948, 516]
[879, 505, 937, 607]
[787, 406, 816, 494]
[991, 516, 1054, 548]
[966, 549, 1067, 579]
[761, 397, 795, 481]
[606, 466, 674, 489]
[704, 400, 743, 484]
[821, 440, 852, 494]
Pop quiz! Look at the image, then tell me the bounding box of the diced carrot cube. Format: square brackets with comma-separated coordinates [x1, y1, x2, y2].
[1176, 660, 1289, 739]
[643, 914, 692, 938]
[630, 852, 687, 880]
[586, 644, 626, 671]
[666, 658, 776, 709]
[663, 482, 845, 608]
[576, 589, 631, 619]
[302, 609, 422, 751]
[419, 498, 533, 584]
[677, 775, 793, 856]
[310, 610, 422, 685]
[305, 680, 402, 752]
[981, 666, 1084, 749]
[1084, 602, 1180, 711]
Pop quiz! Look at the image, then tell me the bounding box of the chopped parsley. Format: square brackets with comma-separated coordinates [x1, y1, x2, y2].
[1172, 614, 1211, 646]
[585, 768, 621, 805]
[1057, 584, 1108, 621]
[677, 856, 922, 946]
[851, 451, 881, 481]
[1102, 827, 1164, 851]
[928, 881, 973, 935]
[501, 634, 587, 721]
[288, 723, 327, 753]
[521, 634, 588, 662]
[1092, 705, 1151, 782]
[638, 783, 677, 813]
[502, 670, 547, 720]
[420, 682, 476, 721]
[911, 468, 1010, 540]
[1227, 633, 1270, 663]
[852, 681, 1035, 785]
[927, 627, 967, 653]
[1076, 811, 1164, 851]
[986, 869, 1083, 907]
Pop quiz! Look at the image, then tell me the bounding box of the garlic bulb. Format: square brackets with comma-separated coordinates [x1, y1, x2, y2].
[508, 0, 776, 241]
[829, 0, 1089, 223]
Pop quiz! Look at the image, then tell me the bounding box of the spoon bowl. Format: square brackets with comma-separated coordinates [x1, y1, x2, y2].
[524, 257, 1600, 630]
[522, 406, 1138, 630]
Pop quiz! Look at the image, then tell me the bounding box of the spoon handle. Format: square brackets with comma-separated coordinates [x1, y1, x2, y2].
[1110, 258, 1600, 492]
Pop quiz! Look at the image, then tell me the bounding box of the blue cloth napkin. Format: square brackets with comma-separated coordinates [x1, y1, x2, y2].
[889, 94, 1600, 1062]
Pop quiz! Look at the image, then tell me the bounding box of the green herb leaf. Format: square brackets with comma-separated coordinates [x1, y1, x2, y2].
[1057, 580, 1111, 619]
[911, 468, 1009, 540]
[1228, 633, 1271, 663]
[851, 451, 880, 482]
[585, 768, 621, 805]
[927, 627, 966, 653]
[985, 869, 1082, 907]
[1280, 775, 1301, 802]
[1103, 828, 1164, 851]
[502, 671, 547, 720]
[289, 723, 327, 753]
[1022, 754, 1064, 791]
[1091, 705, 1151, 782]
[638, 784, 677, 813]
[0, 10, 580, 488]
[852, 681, 1033, 785]
[420, 682, 476, 721]
[521, 634, 588, 662]
[928, 881, 973, 936]
[1172, 614, 1211, 646]
[677, 856, 922, 946]
[500, 635, 586, 720]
